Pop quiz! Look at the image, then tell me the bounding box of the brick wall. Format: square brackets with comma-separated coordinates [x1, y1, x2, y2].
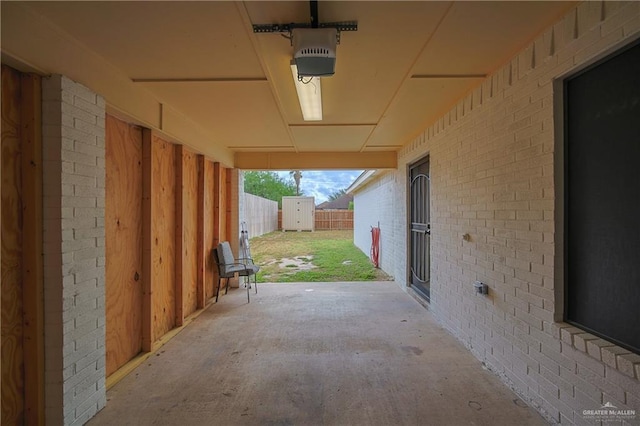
[354, 2, 640, 424]
[352, 171, 400, 278]
[42, 75, 107, 425]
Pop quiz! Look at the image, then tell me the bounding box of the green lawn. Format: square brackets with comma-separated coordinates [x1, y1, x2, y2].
[249, 230, 390, 283]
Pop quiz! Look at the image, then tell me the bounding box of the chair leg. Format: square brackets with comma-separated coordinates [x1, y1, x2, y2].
[225, 277, 229, 295]
[254, 275, 258, 294]
[215, 278, 221, 303]
[246, 275, 250, 303]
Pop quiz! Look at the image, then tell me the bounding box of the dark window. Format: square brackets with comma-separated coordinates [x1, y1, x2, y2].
[564, 41, 640, 354]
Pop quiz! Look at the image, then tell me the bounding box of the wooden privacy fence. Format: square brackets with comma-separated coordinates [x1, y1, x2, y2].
[244, 193, 278, 237]
[315, 210, 353, 230]
[278, 209, 353, 230]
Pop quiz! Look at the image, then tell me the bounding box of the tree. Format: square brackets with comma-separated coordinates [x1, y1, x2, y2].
[328, 188, 347, 201]
[244, 171, 298, 208]
[289, 170, 302, 196]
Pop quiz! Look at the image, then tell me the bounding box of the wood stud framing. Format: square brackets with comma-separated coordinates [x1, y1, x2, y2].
[141, 129, 153, 352]
[2, 71, 233, 403]
[174, 144, 184, 327]
[1, 93, 232, 394]
[197, 155, 206, 309]
[106, 122, 231, 384]
[20, 71, 45, 426]
[1, 66, 45, 425]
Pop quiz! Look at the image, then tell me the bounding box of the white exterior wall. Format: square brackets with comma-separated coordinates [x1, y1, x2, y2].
[352, 171, 401, 280]
[353, 2, 640, 424]
[42, 75, 107, 425]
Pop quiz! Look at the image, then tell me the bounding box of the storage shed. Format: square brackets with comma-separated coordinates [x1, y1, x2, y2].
[282, 196, 315, 231]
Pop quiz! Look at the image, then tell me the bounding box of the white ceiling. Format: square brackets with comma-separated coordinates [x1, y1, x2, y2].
[6, 1, 576, 159]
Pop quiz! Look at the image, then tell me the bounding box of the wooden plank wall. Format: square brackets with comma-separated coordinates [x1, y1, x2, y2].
[221, 167, 230, 244]
[180, 148, 199, 318]
[150, 134, 177, 341]
[196, 156, 205, 309]
[105, 116, 143, 376]
[103, 116, 234, 378]
[174, 145, 184, 325]
[213, 163, 222, 246]
[204, 160, 215, 300]
[2, 73, 234, 400]
[2, 64, 26, 426]
[211, 164, 231, 293]
[1, 65, 44, 425]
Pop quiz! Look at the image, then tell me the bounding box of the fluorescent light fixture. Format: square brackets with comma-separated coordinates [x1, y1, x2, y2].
[290, 63, 322, 121]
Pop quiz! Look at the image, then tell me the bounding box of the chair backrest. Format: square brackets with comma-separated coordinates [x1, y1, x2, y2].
[218, 241, 235, 263]
[213, 242, 236, 277]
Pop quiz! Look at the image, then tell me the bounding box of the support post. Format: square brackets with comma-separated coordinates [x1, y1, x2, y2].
[21, 72, 45, 426]
[196, 155, 205, 309]
[141, 129, 153, 352]
[174, 145, 184, 326]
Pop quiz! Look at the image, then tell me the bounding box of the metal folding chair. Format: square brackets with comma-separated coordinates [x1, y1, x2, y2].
[213, 241, 259, 303]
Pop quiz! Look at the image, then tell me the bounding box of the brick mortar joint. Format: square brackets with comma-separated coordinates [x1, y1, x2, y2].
[553, 322, 639, 382]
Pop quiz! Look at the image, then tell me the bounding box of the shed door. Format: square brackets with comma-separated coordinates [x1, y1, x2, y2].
[409, 158, 431, 301]
[297, 198, 315, 231]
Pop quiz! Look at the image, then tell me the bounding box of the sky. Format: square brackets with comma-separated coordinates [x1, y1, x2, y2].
[275, 170, 363, 203]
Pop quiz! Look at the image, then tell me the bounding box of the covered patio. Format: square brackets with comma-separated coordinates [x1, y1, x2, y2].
[2, 1, 639, 424]
[88, 282, 545, 426]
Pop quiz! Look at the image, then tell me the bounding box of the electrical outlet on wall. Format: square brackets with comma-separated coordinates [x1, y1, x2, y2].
[474, 281, 488, 295]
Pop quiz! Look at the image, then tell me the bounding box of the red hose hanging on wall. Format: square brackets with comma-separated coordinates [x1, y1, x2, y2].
[371, 224, 380, 268]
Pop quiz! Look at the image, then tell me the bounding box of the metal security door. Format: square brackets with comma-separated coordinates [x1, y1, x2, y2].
[409, 158, 431, 301]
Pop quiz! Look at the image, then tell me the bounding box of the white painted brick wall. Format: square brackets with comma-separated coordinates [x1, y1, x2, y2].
[353, 2, 640, 424]
[42, 75, 107, 425]
[353, 171, 402, 281]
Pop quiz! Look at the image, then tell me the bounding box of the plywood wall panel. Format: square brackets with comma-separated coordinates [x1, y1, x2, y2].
[1, 64, 24, 426]
[105, 115, 143, 376]
[225, 168, 233, 245]
[204, 160, 215, 301]
[142, 130, 152, 352]
[219, 166, 229, 244]
[19, 72, 45, 426]
[181, 149, 198, 317]
[151, 135, 176, 341]
[213, 162, 221, 247]
[196, 155, 205, 309]
[174, 146, 184, 326]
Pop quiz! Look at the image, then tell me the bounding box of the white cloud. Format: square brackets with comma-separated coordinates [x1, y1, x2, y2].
[276, 170, 363, 203]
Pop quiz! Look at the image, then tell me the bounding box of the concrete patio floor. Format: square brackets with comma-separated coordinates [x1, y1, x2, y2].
[89, 282, 547, 426]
